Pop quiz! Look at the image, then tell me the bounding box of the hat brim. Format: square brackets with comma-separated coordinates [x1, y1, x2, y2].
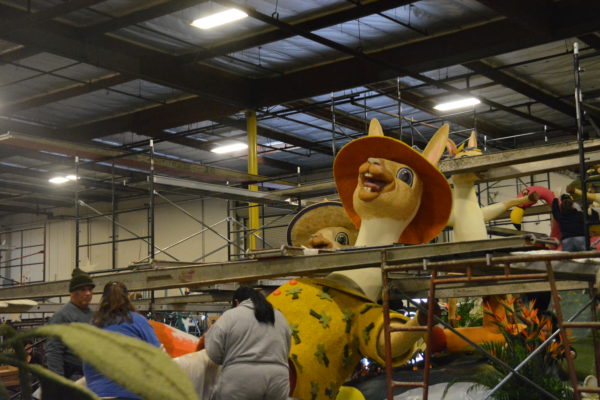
[334, 136, 452, 244]
[70, 283, 96, 291]
[287, 201, 356, 246]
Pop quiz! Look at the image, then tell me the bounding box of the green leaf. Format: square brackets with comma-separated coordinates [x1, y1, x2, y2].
[27, 364, 99, 400]
[34, 323, 199, 400]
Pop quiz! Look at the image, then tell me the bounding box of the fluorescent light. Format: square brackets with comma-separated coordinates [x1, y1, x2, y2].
[211, 143, 248, 154]
[434, 97, 481, 111]
[191, 9, 248, 30]
[49, 174, 78, 184]
[49, 176, 70, 184]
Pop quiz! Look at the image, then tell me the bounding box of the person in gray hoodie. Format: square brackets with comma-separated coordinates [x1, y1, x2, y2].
[45, 268, 95, 380]
[205, 286, 291, 400]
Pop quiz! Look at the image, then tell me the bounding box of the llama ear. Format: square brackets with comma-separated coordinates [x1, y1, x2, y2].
[446, 138, 458, 157]
[468, 130, 478, 148]
[423, 124, 449, 165]
[368, 118, 384, 137]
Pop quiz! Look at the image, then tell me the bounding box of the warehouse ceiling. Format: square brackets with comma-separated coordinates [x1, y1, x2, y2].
[1, 0, 600, 217]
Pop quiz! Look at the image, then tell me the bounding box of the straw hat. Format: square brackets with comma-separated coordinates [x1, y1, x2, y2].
[333, 120, 452, 244]
[287, 201, 356, 247]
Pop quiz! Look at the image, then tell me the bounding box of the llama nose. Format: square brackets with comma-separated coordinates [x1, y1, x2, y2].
[367, 157, 380, 165]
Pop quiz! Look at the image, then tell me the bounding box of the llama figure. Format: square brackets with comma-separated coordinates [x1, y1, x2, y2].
[267, 119, 452, 399]
[328, 118, 452, 300]
[446, 131, 538, 241]
[287, 201, 358, 249]
[441, 131, 538, 352]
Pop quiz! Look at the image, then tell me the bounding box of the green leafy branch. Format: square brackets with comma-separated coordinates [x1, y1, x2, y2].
[0, 323, 199, 400]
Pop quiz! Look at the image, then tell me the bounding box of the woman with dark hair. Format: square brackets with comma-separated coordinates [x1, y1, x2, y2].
[84, 281, 161, 400]
[205, 286, 291, 400]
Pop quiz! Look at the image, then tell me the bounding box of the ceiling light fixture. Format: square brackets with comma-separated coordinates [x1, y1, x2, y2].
[49, 175, 78, 184]
[191, 9, 248, 30]
[211, 143, 248, 154]
[434, 97, 481, 111]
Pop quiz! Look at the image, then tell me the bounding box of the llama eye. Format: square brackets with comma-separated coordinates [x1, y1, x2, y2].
[396, 168, 414, 187]
[335, 232, 349, 246]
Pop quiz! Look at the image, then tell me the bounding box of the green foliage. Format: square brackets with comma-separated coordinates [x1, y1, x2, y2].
[0, 322, 199, 400]
[453, 298, 483, 327]
[444, 301, 574, 400]
[35, 323, 198, 400]
[28, 364, 99, 400]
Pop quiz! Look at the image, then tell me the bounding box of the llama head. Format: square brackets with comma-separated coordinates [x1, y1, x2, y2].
[287, 201, 358, 249]
[334, 119, 452, 244]
[307, 226, 357, 249]
[446, 130, 482, 184]
[352, 157, 423, 224]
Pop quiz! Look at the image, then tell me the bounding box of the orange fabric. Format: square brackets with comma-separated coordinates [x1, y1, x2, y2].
[333, 136, 452, 244]
[196, 334, 206, 351]
[149, 320, 199, 358]
[444, 326, 505, 353]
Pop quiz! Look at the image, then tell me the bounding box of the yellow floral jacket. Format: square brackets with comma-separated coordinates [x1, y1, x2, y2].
[268, 277, 416, 400]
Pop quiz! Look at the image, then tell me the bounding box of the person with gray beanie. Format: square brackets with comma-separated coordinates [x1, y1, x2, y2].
[45, 268, 95, 380]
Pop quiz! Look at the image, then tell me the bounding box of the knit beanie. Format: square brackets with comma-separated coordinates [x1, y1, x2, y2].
[69, 268, 95, 292]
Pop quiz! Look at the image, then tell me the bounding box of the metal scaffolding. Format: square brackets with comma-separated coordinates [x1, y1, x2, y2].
[381, 250, 600, 400]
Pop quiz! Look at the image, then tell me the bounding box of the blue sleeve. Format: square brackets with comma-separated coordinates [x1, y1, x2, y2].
[132, 313, 160, 347]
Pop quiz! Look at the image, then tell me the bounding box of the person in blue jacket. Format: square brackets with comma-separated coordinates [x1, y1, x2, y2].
[84, 281, 160, 399]
[552, 188, 598, 251]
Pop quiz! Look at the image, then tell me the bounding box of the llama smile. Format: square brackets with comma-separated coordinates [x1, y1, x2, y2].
[361, 175, 390, 193]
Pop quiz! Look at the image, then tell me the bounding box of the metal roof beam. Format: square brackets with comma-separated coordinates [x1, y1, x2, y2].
[283, 100, 366, 136]
[0, 73, 131, 114]
[213, 117, 333, 156]
[0, 5, 251, 109]
[366, 82, 510, 139]
[83, 0, 209, 36]
[0, 132, 279, 185]
[253, 4, 600, 124]
[473, 0, 552, 36]
[0, 177, 112, 203]
[3, 0, 105, 33]
[180, 0, 417, 63]
[0, 194, 72, 209]
[463, 60, 597, 120]
[239, 7, 568, 130]
[0, 46, 40, 66]
[0, 204, 52, 216]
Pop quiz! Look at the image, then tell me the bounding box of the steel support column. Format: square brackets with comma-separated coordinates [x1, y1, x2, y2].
[247, 110, 260, 250]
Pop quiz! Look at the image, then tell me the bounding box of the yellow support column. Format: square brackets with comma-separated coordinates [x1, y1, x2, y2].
[246, 110, 259, 250]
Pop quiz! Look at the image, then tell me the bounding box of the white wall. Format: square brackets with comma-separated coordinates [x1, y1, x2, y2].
[0, 198, 233, 286]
